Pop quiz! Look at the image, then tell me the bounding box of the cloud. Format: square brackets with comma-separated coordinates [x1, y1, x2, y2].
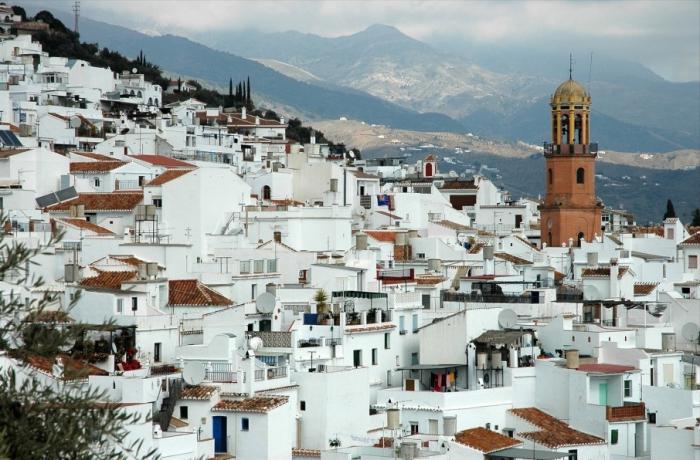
[18, 0, 700, 81]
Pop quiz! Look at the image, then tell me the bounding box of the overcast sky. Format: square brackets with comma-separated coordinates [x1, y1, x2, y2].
[20, 0, 700, 82]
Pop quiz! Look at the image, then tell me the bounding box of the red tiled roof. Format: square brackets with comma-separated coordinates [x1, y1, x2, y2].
[0, 148, 30, 159]
[110, 255, 152, 267]
[168, 280, 232, 306]
[577, 363, 636, 374]
[145, 168, 195, 186]
[79, 270, 136, 290]
[212, 396, 288, 413]
[71, 151, 116, 161]
[180, 385, 217, 400]
[415, 276, 445, 285]
[46, 192, 143, 212]
[581, 267, 629, 279]
[438, 179, 477, 190]
[680, 232, 700, 245]
[376, 210, 402, 220]
[227, 113, 287, 127]
[24, 354, 108, 380]
[424, 154, 436, 161]
[130, 155, 193, 168]
[494, 252, 532, 265]
[454, 427, 522, 453]
[56, 218, 114, 235]
[468, 242, 485, 254]
[365, 230, 398, 243]
[634, 283, 658, 296]
[70, 161, 127, 173]
[437, 220, 471, 231]
[509, 408, 605, 448]
[353, 170, 380, 179]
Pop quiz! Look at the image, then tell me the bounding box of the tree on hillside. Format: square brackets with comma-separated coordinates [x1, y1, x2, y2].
[0, 214, 156, 459]
[691, 208, 700, 226]
[663, 199, 677, 220]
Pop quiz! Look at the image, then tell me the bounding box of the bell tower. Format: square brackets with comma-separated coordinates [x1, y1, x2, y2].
[540, 75, 602, 247]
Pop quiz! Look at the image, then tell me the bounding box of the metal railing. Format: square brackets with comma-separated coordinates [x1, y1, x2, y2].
[266, 366, 287, 379]
[205, 363, 237, 383]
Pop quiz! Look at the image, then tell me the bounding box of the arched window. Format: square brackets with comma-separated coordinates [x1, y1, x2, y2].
[576, 167, 585, 184]
[154, 99, 159, 106]
[577, 232, 584, 246]
[548, 232, 552, 247]
[148, 97, 153, 105]
[425, 162, 433, 177]
[262, 185, 271, 200]
[129, 90, 135, 96]
[137, 90, 142, 98]
[548, 168, 553, 185]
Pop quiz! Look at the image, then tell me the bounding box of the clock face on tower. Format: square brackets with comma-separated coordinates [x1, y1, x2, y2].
[547, 219, 553, 229]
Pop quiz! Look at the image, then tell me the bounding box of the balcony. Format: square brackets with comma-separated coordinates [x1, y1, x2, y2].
[250, 331, 292, 348]
[205, 363, 238, 383]
[606, 402, 645, 422]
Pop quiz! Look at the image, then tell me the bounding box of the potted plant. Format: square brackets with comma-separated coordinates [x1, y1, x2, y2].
[314, 289, 330, 325]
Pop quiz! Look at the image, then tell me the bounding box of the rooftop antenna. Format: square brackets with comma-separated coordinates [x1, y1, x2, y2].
[569, 53, 573, 80]
[587, 51, 594, 93]
[72, 1, 80, 35]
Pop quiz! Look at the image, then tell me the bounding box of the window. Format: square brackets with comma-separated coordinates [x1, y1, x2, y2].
[154, 343, 161, 362]
[689, 255, 698, 269]
[648, 412, 656, 424]
[241, 417, 249, 431]
[568, 449, 577, 460]
[417, 253, 425, 259]
[610, 429, 619, 445]
[384, 332, 391, 349]
[116, 298, 123, 313]
[93, 177, 101, 187]
[251, 284, 257, 300]
[240, 260, 251, 274]
[667, 228, 675, 239]
[152, 198, 163, 208]
[412, 314, 418, 333]
[179, 406, 188, 419]
[411, 352, 419, 365]
[399, 316, 406, 334]
[372, 348, 378, 365]
[300, 401, 306, 411]
[576, 167, 585, 184]
[548, 168, 553, 185]
[267, 259, 277, 272]
[254, 260, 264, 273]
[410, 422, 419, 435]
[131, 296, 138, 311]
[624, 380, 632, 397]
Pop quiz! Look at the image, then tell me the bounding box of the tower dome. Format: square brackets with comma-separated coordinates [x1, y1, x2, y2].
[552, 79, 589, 104]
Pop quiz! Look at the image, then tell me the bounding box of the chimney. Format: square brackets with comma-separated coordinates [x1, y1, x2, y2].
[280, 116, 285, 125]
[310, 133, 316, 145]
[609, 258, 619, 298]
[565, 349, 579, 369]
[255, 116, 260, 125]
[241, 106, 247, 119]
[273, 231, 282, 243]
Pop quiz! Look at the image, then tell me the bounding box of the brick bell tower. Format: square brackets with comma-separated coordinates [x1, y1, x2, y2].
[540, 75, 602, 247]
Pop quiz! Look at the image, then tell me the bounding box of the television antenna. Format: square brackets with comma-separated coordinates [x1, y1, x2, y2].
[72, 1, 80, 35]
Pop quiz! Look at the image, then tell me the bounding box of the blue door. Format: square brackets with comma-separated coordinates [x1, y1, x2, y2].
[213, 416, 227, 453]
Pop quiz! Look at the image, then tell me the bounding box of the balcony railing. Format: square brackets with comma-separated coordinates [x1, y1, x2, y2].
[249, 331, 292, 348]
[205, 363, 237, 383]
[543, 142, 598, 156]
[266, 366, 287, 380]
[606, 402, 645, 421]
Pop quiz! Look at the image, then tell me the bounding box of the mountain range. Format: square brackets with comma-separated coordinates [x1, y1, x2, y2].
[49, 10, 699, 154]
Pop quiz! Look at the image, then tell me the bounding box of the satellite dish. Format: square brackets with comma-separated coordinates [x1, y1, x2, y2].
[248, 336, 263, 351]
[182, 361, 206, 386]
[348, 150, 355, 159]
[68, 115, 81, 128]
[132, 67, 138, 74]
[681, 322, 700, 342]
[498, 309, 518, 329]
[255, 291, 276, 314]
[457, 233, 468, 244]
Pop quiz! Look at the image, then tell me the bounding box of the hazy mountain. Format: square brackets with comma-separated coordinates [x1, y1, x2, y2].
[199, 25, 700, 152]
[57, 13, 465, 133]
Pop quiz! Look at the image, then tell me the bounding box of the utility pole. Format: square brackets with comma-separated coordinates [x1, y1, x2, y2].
[72, 1, 80, 35]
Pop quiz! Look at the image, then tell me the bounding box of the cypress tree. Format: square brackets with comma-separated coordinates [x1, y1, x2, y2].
[690, 208, 700, 226]
[246, 77, 251, 106]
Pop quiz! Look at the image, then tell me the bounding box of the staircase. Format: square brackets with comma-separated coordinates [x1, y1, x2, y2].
[158, 378, 183, 431]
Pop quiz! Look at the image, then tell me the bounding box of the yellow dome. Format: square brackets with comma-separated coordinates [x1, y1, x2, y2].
[552, 79, 589, 103]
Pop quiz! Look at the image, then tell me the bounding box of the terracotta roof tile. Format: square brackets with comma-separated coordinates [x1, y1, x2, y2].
[581, 267, 629, 279]
[168, 280, 233, 306]
[438, 179, 477, 190]
[634, 283, 658, 296]
[180, 385, 217, 400]
[46, 192, 143, 212]
[345, 323, 396, 334]
[509, 408, 605, 448]
[169, 416, 188, 428]
[79, 270, 136, 290]
[70, 161, 126, 173]
[292, 448, 321, 457]
[437, 220, 471, 231]
[680, 232, 700, 245]
[212, 396, 288, 413]
[56, 218, 115, 235]
[0, 148, 30, 159]
[24, 354, 108, 381]
[468, 242, 485, 254]
[415, 276, 445, 285]
[146, 168, 195, 186]
[494, 252, 532, 265]
[130, 155, 193, 168]
[576, 363, 636, 374]
[71, 151, 116, 161]
[365, 230, 399, 243]
[109, 255, 156, 268]
[454, 427, 522, 453]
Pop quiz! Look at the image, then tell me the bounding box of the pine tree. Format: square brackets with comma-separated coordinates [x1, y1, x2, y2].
[663, 199, 677, 220]
[691, 208, 700, 226]
[0, 213, 156, 458]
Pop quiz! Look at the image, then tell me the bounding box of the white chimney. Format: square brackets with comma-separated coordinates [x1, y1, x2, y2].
[609, 258, 619, 298]
[242, 106, 247, 119]
[310, 134, 316, 145]
[280, 116, 285, 125]
[255, 116, 260, 125]
[247, 350, 255, 396]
